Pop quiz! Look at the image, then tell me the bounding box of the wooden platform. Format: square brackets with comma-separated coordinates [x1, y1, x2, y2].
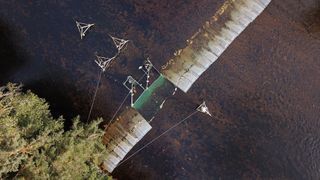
[161, 0, 271, 92]
[102, 107, 152, 173]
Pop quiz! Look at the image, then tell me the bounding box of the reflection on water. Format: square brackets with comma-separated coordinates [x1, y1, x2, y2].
[0, 0, 320, 179]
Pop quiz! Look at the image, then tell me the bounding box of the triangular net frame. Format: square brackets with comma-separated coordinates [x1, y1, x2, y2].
[76, 21, 94, 39]
[109, 34, 130, 52]
[196, 101, 212, 116]
[94, 54, 116, 72]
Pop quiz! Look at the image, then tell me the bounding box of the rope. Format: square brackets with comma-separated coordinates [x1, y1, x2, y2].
[87, 70, 103, 122]
[152, 65, 161, 75]
[137, 73, 147, 82]
[104, 91, 130, 130]
[116, 110, 198, 168]
[104, 73, 146, 129]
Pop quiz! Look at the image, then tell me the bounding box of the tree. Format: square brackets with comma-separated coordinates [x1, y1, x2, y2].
[0, 83, 111, 179]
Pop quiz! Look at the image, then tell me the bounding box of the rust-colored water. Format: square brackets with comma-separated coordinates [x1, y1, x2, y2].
[0, 0, 319, 179]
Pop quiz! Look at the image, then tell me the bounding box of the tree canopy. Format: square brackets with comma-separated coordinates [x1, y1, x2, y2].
[0, 83, 111, 179]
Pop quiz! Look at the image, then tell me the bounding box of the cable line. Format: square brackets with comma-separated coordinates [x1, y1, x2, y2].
[116, 110, 198, 167]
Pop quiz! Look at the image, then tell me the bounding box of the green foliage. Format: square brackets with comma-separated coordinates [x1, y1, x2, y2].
[0, 83, 111, 179]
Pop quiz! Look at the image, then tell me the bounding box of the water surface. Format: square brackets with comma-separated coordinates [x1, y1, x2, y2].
[0, 0, 320, 179]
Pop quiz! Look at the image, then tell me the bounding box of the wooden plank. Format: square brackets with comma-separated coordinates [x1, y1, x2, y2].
[103, 107, 152, 173]
[161, 0, 271, 93]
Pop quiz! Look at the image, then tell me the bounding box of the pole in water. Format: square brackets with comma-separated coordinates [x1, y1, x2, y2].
[139, 57, 154, 89]
[104, 73, 147, 130]
[130, 87, 135, 107]
[123, 76, 145, 107]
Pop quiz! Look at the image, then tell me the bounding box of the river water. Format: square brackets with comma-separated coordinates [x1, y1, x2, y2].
[0, 0, 319, 179]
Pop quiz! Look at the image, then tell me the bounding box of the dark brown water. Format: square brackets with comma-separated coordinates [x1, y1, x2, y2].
[0, 0, 320, 179]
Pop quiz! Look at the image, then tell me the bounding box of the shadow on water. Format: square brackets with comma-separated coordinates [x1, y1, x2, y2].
[25, 73, 82, 129]
[0, 19, 29, 82]
[0, 17, 85, 128]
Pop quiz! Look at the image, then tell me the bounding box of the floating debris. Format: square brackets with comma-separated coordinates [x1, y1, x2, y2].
[76, 21, 94, 39]
[196, 101, 212, 117]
